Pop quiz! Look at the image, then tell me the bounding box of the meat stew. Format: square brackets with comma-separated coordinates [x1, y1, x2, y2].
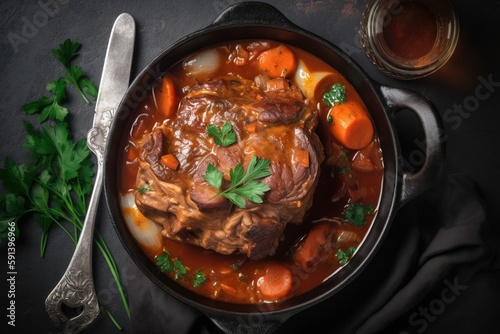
[118, 40, 383, 304]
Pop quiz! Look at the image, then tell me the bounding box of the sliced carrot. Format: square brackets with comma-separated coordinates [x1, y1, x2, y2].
[156, 76, 178, 118]
[256, 45, 297, 78]
[328, 101, 374, 150]
[126, 146, 139, 162]
[161, 154, 179, 170]
[257, 262, 293, 301]
[246, 123, 258, 133]
[294, 223, 336, 271]
[220, 283, 238, 297]
[296, 149, 310, 168]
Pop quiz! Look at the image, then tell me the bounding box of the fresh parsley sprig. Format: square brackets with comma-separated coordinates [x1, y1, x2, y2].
[323, 83, 346, 107]
[193, 270, 207, 287]
[156, 250, 187, 280]
[20, 39, 98, 124]
[207, 121, 237, 147]
[337, 246, 356, 265]
[21, 79, 68, 122]
[342, 202, 373, 227]
[52, 38, 98, 104]
[204, 155, 271, 208]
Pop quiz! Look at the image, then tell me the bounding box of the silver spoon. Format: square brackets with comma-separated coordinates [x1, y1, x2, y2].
[44, 13, 135, 333]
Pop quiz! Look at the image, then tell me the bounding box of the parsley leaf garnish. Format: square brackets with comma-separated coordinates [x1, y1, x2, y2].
[204, 156, 271, 208]
[193, 270, 206, 287]
[204, 164, 224, 190]
[207, 121, 237, 147]
[323, 83, 346, 107]
[52, 38, 98, 104]
[21, 79, 69, 123]
[337, 246, 356, 265]
[21, 39, 99, 122]
[51, 38, 81, 65]
[156, 250, 187, 280]
[339, 165, 352, 175]
[156, 250, 206, 287]
[138, 184, 153, 194]
[342, 202, 373, 227]
[324, 83, 346, 125]
[156, 250, 173, 272]
[173, 259, 187, 280]
[1, 119, 94, 254]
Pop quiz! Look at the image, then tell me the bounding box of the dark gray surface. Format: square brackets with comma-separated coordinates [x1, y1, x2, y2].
[0, 0, 499, 333]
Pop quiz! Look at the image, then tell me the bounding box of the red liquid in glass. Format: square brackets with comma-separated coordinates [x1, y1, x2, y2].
[383, 1, 438, 60]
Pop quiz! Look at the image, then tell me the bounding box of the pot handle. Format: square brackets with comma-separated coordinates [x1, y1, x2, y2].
[379, 85, 446, 208]
[212, 1, 298, 30]
[208, 311, 293, 334]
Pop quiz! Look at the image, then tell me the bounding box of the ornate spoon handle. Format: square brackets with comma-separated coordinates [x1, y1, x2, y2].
[44, 149, 104, 333]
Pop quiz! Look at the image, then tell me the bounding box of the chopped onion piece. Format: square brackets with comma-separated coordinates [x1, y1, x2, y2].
[183, 48, 221, 80]
[293, 60, 331, 99]
[335, 229, 361, 248]
[120, 193, 162, 249]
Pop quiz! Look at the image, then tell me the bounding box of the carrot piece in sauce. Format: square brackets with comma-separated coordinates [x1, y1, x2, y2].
[157, 76, 178, 118]
[126, 147, 139, 162]
[294, 223, 336, 271]
[246, 123, 258, 133]
[220, 283, 238, 297]
[256, 45, 297, 78]
[328, 101, 374, 150]
[161, 154, 179, 170]
[257, 262, 293, 301]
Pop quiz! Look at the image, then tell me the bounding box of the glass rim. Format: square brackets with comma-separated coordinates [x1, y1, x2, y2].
[360, 0, 460, 79]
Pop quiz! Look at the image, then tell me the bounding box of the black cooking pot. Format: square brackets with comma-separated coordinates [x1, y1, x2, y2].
[104, 2, 445, 333]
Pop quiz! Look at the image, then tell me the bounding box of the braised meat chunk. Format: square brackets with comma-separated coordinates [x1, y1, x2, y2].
[135, 76, 324, 260]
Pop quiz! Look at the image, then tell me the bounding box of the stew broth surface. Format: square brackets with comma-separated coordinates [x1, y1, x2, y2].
[118, 40, 383, 304]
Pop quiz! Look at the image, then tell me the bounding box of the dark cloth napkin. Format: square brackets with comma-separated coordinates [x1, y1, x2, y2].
[126, 174, 500, 333]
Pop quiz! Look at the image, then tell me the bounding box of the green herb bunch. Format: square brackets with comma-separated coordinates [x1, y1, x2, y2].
[342, 202, 373, 227]
[156, 250, 206, 287]
[337, 246, 356, 265]
[205, 122, 272, 208]
[0, 39, 128, 329]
